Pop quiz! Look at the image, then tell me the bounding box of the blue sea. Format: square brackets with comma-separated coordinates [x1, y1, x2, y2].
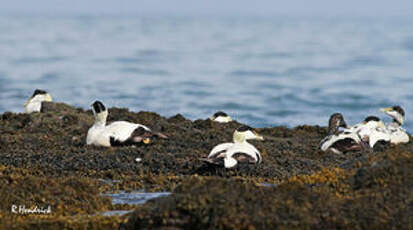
[0, 16, 412, 131]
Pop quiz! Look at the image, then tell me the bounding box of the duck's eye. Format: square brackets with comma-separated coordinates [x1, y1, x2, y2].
[135, 127, 146, 136]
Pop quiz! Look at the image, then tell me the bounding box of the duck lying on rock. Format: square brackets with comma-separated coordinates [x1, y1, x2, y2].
[320, 113, 367, 154]
[209, 111, 232, 123]
[347, 116, 390, 148]
[201, 126, 263, 168]
[86, 100, 167, 147]
[24, 89, 53, 113]
[380, 106, 409, 144]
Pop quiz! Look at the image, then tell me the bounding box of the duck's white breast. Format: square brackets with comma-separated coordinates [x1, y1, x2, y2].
[25, 100, 42, 113]
[87, 125, 111, 147]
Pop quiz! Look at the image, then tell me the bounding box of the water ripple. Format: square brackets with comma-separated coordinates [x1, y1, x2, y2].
[0, 16, 412, 132]
[12, 56, 68, 64]
[120, 67, 169, 75]
[230, 70, 281, 78]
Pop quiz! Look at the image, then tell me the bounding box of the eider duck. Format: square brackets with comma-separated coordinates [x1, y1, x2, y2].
[86, 100, 167, 147]
[201, 126, 263, 168]
[210, 111, 232, 123]
[351, 116, 390, 148]
[24, 89, 53, 113]
[320, 113, 366, 154]
[380, 106, 409, 144]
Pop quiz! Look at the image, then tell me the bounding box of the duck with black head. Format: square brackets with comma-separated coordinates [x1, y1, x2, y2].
[201, 125, 263, 168]
[380, 105, 409, 144]
[86, 100, 167, 147]
[210, 111, 232, 123]
[24, 89, 53, 113]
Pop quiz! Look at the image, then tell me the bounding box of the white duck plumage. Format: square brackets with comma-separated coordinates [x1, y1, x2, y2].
[352, 116, 390, 148]
[24, 89, 53, 113]
[368, 128, 391, 148]
[344, 116, 390, 148]
[380, 106, 409, 144]
[86, 101, 167, 147]
[203, 126, 263, 168]
[345, 117, 379, 136]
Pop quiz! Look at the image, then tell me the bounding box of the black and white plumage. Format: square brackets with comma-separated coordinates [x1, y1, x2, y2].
[210, 111, 232, 123]
[24, 89, 53, 113]
[345, 116, 380, 134]
[320, 113, 366, 154]
[201, 126, 263, 168]
[86, 101, 167, 147]
[353, 116, 390, 148]
[380, 106, 409, 144]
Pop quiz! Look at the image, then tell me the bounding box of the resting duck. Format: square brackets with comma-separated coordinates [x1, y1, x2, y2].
[351, 116, 390, 148]
[201, 126, 263, 168]
[320, 113, 366, 154]
[24, 89, 53, 113]
[380, 106, 409, 144]
[86, 100, 167, 147]
[210, 111, 232, 123]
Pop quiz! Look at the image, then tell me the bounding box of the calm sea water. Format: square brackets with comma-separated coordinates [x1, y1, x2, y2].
[0, 16, 412, 130]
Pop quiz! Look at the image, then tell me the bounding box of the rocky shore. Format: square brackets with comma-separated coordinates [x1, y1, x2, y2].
[0, 102, 412, 229]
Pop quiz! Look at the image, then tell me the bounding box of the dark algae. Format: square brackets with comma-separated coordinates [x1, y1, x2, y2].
[0, 102, 412, 229]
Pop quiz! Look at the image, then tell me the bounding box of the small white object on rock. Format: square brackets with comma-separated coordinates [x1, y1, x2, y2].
[135, 157, 142, 163]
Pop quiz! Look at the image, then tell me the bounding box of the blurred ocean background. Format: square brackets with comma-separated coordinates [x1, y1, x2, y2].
[0, 15, 413, 130]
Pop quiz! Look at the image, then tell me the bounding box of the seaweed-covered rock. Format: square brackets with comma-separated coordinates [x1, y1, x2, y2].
[0, 102, 412, 229]
[124, 153, 413, 229]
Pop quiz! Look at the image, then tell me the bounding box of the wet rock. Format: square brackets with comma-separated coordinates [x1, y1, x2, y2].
[124, 158, 413, 229]
[41, 101, 79, 114]
[167, 114, 189, 123]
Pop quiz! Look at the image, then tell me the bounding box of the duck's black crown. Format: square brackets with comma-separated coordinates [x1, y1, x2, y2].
[364, 116, 380, 122]
[213, 111, 228, 117]
[92, 101, 106, 113]
[32, 89, 48, 97]
[392, 105, 405, 116]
